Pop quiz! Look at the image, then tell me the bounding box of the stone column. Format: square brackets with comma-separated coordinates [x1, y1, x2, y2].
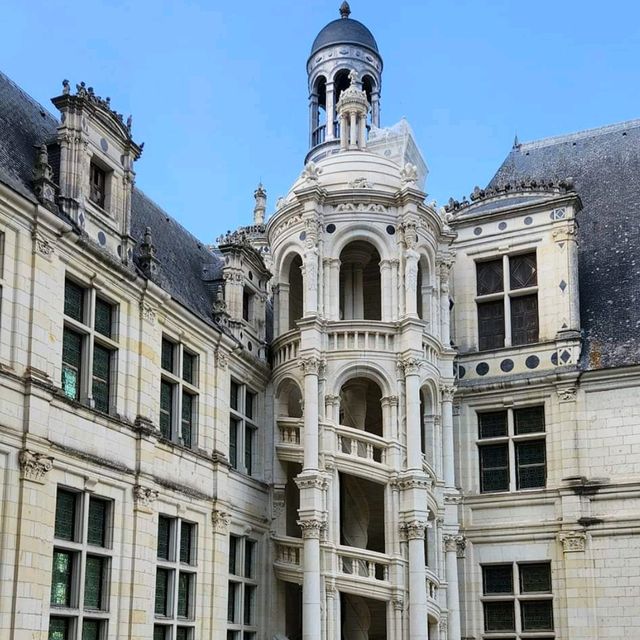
[304, 244, 319, 316]
[380, 259, 392, 321]
[371, 91, 380, 126]
[278, 282, 290, 334]
[439, 260, 452, 347]
[441, 385, 456, 488]
[309, 94, 318, 147]
[301, 357, 322, 470]
[564, 221, 580, 332]
[297, 516, 325, 640]
[353, 265, 364, 318]
[326, 82, 335, 141]
[390, 259, 400, 322]
[405, 248, 420, 317]
[359, 113, 367, 148]
[403, 358, 423, 470]
[406, 521, 429, 640]
[340, 114, 349, 150]
[210, 507, 232, 635]
[349, 111, 358, 148]
[443, 535, 463, 640]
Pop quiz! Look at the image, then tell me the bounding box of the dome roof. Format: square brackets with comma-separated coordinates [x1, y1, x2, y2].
[310, 5, 379, 57]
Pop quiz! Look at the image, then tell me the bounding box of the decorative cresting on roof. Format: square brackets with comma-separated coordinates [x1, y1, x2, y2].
[58, 79, 142, 150]
[444, 177, 576, 214]
[32, 144, 57, 210]
[216, 225, 266, 248]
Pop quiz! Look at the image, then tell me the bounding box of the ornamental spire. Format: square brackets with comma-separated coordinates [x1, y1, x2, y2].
[339, 1, 351, 18]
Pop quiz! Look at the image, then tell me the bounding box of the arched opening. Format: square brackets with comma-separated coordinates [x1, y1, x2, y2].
[288, 254, 303, 330]
[333, 69, 352, 138]
[362, 74, 375, 128]
[276, 378, 303, 419]
[420, 386, 436, 470]
[339, 377, 383, 437]
[417, 254, 432, 324]
[339, 473, 385, 553]
[311, 75, 327, 146]
[339, 241, 381, 320]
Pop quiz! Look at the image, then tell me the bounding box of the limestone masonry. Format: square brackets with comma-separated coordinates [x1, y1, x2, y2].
[0, 3, 639, 639]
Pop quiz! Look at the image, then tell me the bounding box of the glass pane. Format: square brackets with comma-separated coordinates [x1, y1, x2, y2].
[478, 300, 505, 350]
[94, 298, 113, 338]
[516, 440, 546, 489]
[477, 259, 504, 295]
[155, 568, 171, 616]
[92, 344, 111, 413]
[157, 516, 172, 560]
[243, 634, 256, 640]
[514, 405, 545, 434]
[478, 411, 508, 439]
[181, 392, 193, 448]
[510, 294, 539, 345]
[520, 562, 552, 593]
[161, 338, 174, 372]
[182, 352, 195, 384]
[484, 600, 515, 631]
[180, 521, 194, 564]
[51, 550, 73, 606]
[230, 381, 239, 411]
[244, 539, 255, 578]
[49, 617, 69, 640]
[64, 279, 84, 321]
[55, 489, 77, 541]
[229, 418, 239, 468]
[227, 581, 238, 622]
[153, 626, 169, 640]
[82, 619, 102, 640]
[228, 536, 238, 575]
[88, 497, 107, 547]
[245, 391, 255, 420]
[483, 564, 513, 594]
[521, 599, 554, 630]
[480, 444, 509, 492]
[176, 628, 190, 640]
[245, 426, 254, 475]
[62, 329, 82, 400]
[177, 572, 191, 617]
[244, 584, 256, 624]
[509, 252, 537, 289]
[84, 555, 105, 609]
[160, 381, 173, 439]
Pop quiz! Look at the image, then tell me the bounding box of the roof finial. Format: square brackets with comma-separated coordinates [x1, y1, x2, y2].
[513, 132, 521, 149]
[339, 1, 351, 18]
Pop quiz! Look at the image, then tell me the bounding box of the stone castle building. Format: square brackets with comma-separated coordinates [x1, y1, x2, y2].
[0, 3, 639, 639]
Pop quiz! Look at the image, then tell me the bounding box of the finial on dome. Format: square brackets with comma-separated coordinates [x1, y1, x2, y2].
[339, 1, 351, 18]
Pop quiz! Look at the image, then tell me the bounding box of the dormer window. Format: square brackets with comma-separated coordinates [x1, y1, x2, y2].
[89, 162, 106, 209]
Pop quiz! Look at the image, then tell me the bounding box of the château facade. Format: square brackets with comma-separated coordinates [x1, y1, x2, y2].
[0, 4, 639, 640]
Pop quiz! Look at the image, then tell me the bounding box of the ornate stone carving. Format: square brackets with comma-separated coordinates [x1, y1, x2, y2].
[32, 144, 57, 209]
[18, 449, 54, 483]
[300, 356, 324, 376]
[133, 485, 158, 511]
[300, 160, 322, 183]
[401, 220, 418, 249]
[402, 520, 428, 540]
[138, 227, 159, 276]
[297, 519, 326, 539]
[334, 202, 387, 213]
[443, 534, 465, 554]
[400, 162, 419, 186]
[559, 530, 587, 552]
[441, 385, 456, 402]
[140, 302, 156, 325]
[295, 475, 327, 491]
[557, 386, 577, 402]
[392, 597, 404, 611]
[444, 494, 463, 505]
[348, 176, 372, 189]
[215, 349, 229, 370]
[399, 357, 422, 376]
[33, 234, 54, 256]
[212, 509, 232, 534]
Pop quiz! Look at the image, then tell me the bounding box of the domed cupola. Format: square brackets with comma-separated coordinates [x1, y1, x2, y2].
[306, 2, 383, 162]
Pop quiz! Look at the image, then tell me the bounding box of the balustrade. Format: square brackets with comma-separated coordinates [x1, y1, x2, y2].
[277, 417, 302, 446]
[335, 425, 385, 464]
[273, 536, 303, 567]
[326, 322, 396, 352]
[337, 547, 390, 583]
[272, 330, 300, 367]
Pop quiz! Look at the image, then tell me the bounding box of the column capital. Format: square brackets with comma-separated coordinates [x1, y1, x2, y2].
[558, 530, 587, 553]
[443, 534, 466, 555]
[300, 356, 325, 376]
[324, 394, 341, 407]
[297, 518, 326, 539]
[294, 474, 327, 491]
[211, 508, 232, 534]
[18, 449, 54, 484]
[133, 484, 159, 513]
[401, 519, 429, 540]
[398, 357, 422, 376]
[381, 394, 399, 408]
[441, 384, 456, 402]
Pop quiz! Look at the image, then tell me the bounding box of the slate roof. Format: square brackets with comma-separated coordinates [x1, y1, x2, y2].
[310, 17, 379, 57]
[0, 70, 224, 329]
[490, 120, 640, 370]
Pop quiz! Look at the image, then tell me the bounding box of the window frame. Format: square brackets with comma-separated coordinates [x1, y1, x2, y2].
[477, 405, 546, 494]
[88, 158, 113, 214]
[49, 487, 113, 639]
[481, 561, 555, 638]
[475, 251, 539, 351]
[62, 276, 119, 414]
[159, 336, 199, 449]
[227, 534, 259, 638]
[229, 380, 259, 477]
[154, 515, 198, 640]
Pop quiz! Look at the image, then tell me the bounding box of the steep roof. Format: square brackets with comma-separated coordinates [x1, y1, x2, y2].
[0, 70, 224, 328]
[490, 120, 640, 370]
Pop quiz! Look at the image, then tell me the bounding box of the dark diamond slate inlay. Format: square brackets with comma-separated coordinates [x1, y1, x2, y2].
[525, 355, 540, 369]
[559, 280, 567, 291]
[500, 358, 514, 372]
[551, 352, 558, 365]
[476, 362, 490, 376]
[561, 349, 571, 363]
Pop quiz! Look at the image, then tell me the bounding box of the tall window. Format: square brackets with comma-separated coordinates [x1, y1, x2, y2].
[62, 277, 118, 413]
[229, 380, 258, 476]
[476, 252, 538, 351]
[154, 515, 198, 640]
[160, 337, 199, 448]
[49, 487, 113, 639]
[478, 406, 546, 493]
[227, 535, 258, 639]
[89, 162, 107, 209]
[482, 562, 554, 637]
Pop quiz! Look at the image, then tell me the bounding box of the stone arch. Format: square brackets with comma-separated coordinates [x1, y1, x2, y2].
[417, 250, 435, 322]
[339, 377, 383, 438]
[311, 74, 328, 145]
[276, 248, 304, 334]
[331, 361, 393, 400]
[339, 240, 381, 320]
[420, 380, 439, 469]
[329, 225, 392, 262]
[275, 377, 303, 419]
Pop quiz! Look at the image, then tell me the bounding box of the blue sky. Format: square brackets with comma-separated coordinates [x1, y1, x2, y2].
[3, 1, 639, 241]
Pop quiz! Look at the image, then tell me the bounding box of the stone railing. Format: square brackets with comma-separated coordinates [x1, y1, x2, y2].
[336, 425, 386, 465]
[326, 321, 396, 353]
[337, 546, 390, 583]
[426, 567, 440, 603]
[277, 417, 302, 446]
[272, 330, 301, 368]
[273, 536, 303, 567]
[422, 335, 439, 365]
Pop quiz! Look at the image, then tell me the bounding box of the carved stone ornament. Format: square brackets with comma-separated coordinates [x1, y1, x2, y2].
[300, 161, 322, 183]
[557, 386, 577, 402]
[297, 519, 326, 539]
[140, 302, 156, 325]
[443, 534, 465, 554]
[133, 485, 159, 511]
[18, 449, 54, 483]
[348, 176, 372, 189]
[33, 234, 54, 256]
[212, 509, 232, 534]
[392, 597, 404, 612]
[334, 202, 387, 213]
[215, 349, 229, 370]
[300, 356, 324, 376]
[441, 385, 456, 402]
[400, 162, 419, 185]
[399, 357, 422, 376]
[402, 520, 428, 540]
[559, 530, 587, 553]
[294, 475, 327, 491]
